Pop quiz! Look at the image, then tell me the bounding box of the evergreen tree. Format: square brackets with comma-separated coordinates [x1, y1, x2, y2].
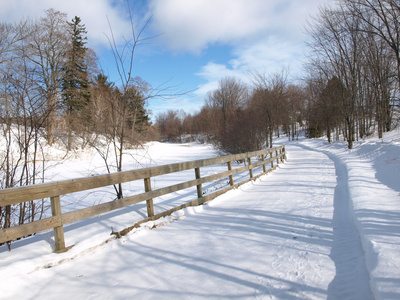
[124, 85, 150, 136]
[61, 16, 90, 150]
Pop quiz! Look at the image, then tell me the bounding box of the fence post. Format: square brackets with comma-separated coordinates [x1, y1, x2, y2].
[194, 167, 202, 198]
[270, 151, 274, 168]
[261, 154, 266, 173]
[247, 157, 253, 179]
[144, 178, 154, 217]
[275, 150, 279, 165]
[51, 195, 66, 253]
[281, 146, 286, 162]
[227, 161, 234, 186]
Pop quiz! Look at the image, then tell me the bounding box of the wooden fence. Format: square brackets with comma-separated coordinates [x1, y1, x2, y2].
[0, 145, 286, 253]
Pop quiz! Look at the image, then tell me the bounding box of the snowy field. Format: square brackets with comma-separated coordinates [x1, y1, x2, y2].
[1, 129, 399, 299]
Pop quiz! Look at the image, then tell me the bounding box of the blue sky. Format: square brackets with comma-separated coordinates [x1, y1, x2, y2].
[1, 0, 329, 120]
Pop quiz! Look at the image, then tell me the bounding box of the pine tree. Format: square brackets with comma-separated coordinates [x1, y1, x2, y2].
[61, 16, 90, 150]
[124, 85, 150, 136]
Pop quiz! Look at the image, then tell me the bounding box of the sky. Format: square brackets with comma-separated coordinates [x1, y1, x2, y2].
[0, 0, 330, 119]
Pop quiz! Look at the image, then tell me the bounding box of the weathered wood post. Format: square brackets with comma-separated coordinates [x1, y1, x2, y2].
[195, 167, 202, 198]
[144, 178, 154, 217]
[227, 161, 234, 186]
[270, 151, 274, 168]
[281, 146, 286, 162]
[261, 154, 266, 173]
[275, 150, 279, 165]
[50, 195, 66, 253]
[247, 157, 253, 179]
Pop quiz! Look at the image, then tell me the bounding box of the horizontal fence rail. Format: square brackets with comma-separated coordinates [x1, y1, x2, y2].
[0, 145, 286, 252]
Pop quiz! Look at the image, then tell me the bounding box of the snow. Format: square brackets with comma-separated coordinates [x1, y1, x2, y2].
[1, 129, 400, 299]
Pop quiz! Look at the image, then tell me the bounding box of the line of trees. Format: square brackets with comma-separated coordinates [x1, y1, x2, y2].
[0, 9, 152, 239]
[156, 0, 399, 152]
[305, 0, 399, 148]
[156, 74, 307, 154]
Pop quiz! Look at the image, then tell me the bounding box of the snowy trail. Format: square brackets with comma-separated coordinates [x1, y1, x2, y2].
[300, 136, 400, 300]
[326, 153, 372, 299]
[327, 156, 372, 299]
[295, 145, 372, 299]
[0, 144, 375, 299]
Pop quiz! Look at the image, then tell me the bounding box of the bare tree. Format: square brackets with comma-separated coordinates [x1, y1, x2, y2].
[156, 110, 184, 142]
[0, 31, 49, 249]
[90, 74, 150, 199]
[210, 77, 248, 127]
[0, 21, 27, 65]
[284, 84, 307, 141]
[86, 3, 154, 199]
[250, 70, 288, 148]
[344, 0, 400, 91]
[0, 21, 28, 137]
[25, 9, 68, 146]
[306, 76, 345, 142]
[306, 4, 364, 148]
[203, 77, 252, 153]
[359, 12, 397, 137]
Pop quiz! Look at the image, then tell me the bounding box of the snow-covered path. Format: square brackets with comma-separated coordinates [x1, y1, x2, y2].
[296, 145, 372, 299]
[1, 144, 375, 299]
[326, 152, 371, 299]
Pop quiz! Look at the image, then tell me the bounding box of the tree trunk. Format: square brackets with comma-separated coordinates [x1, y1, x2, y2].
[47, 94, 57, 146]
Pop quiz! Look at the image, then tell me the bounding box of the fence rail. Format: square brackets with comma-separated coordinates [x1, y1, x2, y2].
[0, 145, 286, 252]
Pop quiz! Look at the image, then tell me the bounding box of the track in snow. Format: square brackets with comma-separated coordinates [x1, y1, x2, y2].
[324, 151, 372, 299]
[296, 144, 372, 299]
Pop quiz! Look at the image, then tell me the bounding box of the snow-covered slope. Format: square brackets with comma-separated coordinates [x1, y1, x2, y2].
[0, 129, 399, 299]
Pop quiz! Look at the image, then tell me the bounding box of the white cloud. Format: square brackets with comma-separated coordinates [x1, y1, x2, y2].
[147, 0, 329, 98]
[149, 0, 267, 53]
[194, 36, 304, 100]
[229, 37, 304, 78]
[194, 62, 246, 98]
[0, 0, 134, 51]
[148, 0, 328, 53]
